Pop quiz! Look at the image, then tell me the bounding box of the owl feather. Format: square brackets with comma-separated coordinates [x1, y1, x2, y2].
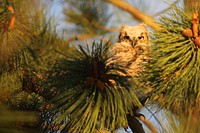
[109, 24, 150, 77]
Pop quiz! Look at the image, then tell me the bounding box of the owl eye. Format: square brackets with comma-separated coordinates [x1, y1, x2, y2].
[124, 35, 130, 40]
[138, 36, 144, 40]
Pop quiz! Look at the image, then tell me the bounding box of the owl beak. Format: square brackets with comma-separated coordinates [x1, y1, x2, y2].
[131, 37, 137, 47]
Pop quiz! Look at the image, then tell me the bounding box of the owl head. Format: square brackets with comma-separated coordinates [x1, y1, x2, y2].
[118, 24, 149, 47]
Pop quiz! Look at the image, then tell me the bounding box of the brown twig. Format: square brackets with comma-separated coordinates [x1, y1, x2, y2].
[104, 0, 161, 30]
[91, 21, 120, 32]
[137, 115, 158, 133]
[66, 33, 94, 44]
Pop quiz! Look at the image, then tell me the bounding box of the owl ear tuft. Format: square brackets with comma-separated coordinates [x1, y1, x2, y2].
[121, 25, 128, 30]
[139, 23, 147, 28]
[118, 33, 122, 42]
[139, 23, 149, 35]
[118, 25, 127, 42]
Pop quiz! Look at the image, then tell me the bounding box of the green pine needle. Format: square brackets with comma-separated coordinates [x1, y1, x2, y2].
[45, 40, 142, 132]
[148, 4, 200, 113]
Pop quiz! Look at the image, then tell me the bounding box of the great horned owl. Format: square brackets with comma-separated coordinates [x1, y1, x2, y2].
[109, 24, 150, 76]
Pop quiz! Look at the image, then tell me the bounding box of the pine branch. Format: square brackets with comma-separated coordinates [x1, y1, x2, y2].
[146, 4, 200, 114]
[45, 40, 142, 132]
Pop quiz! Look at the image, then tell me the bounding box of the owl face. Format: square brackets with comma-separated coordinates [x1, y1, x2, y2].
[109, 24, 150, 77]
[118, 24, 149, 47]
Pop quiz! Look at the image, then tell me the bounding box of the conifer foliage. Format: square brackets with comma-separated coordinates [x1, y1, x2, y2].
[45, 40, 142, 132]
[0, 0, 65, 132]
[148, 4, 200, 113]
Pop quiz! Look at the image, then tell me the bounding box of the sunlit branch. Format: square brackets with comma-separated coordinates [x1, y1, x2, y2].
[104, 0, 161, 30]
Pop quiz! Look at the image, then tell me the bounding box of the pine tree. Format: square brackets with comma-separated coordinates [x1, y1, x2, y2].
[1, 0, 200, 133]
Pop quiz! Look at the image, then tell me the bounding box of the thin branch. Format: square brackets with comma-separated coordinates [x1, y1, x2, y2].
[92, 21, 120, 32]
[104, 0, 161, 30]
[66, 33, 94, 44]
[65, 18, 120, 43]
[138, 115, 158, 133]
